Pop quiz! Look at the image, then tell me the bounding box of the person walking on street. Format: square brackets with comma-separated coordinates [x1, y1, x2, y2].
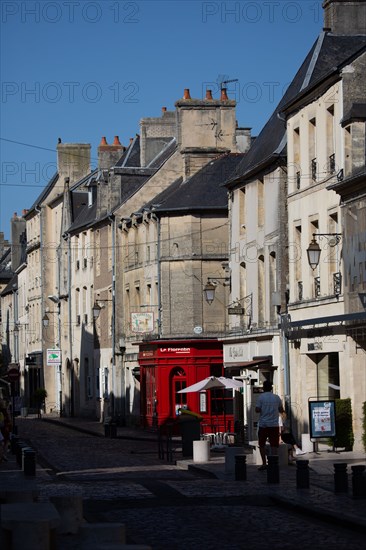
[0, 399, 12, 462]
[279, 412, 306, 463]
[255, 380, 284, 471]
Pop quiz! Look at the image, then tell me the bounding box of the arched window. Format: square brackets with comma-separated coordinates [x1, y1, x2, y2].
[171, 368, 187, 417]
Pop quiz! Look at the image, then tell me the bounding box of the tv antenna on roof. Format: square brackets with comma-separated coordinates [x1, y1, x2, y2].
[221, 79, 238, 89]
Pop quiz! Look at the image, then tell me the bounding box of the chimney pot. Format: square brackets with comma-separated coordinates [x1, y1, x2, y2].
[220, 88, 228, 101]
[113, 136, 122, 146]
[129, 137, 134, 145]
[205, 89, 213, 100]
[22, 209, 28, 216]
[183, 88, 191, 100]
[162, 106, 167, 113]
[100, 136, 108, 146]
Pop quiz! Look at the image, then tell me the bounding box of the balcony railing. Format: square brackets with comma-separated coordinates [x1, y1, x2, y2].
[329, 153, 336, 174]
[314, 276, 321, 298]
[296, 171, 301, 189]
[297, 281, 303, 301]
[333, 272, 342, 296]
[311, 158, 317, 181]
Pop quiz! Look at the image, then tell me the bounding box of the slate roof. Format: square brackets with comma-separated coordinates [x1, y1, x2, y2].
[0, 248, 11, 271]
[68, 201, 97, 234]
[26, 172, 59, 215]
[115, 135, 141, 167]
[228, 32, 366, 187]
[341, 102, 366, 126]
[113, 137, 178, 208]
[147, 138, 177, 168]
[1, 273, 17, 296]
[142, 153, 244, 214]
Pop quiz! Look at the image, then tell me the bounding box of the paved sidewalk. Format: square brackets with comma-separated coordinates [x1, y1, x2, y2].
[4, 414, 366, 532]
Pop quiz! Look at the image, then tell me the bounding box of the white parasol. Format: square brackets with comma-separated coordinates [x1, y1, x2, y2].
[177, 376, 242, 393]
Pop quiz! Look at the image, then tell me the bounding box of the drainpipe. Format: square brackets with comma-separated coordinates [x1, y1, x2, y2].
[151, 212, 161, 337]
[64, 231, 74, 417]
[108, 213, 116, 417]
[56, 246, 63, 416]
[35, 205, 45, 388]
[281, 313, 291, 418]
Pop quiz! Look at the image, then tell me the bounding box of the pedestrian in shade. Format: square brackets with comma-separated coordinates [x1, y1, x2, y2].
[279, 412, 306, 462]
[255, 381, 284, 471]
[0, 399, 12, 462]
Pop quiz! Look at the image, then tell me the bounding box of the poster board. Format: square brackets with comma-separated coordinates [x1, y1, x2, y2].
[308, 400, 336, 438]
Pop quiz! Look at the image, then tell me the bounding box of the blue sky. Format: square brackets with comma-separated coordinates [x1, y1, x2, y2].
[0, 0, 324, 240]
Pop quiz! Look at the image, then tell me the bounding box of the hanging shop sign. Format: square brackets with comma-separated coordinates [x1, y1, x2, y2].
[46, 349, 61, 366]
[131, 312, 154, 333]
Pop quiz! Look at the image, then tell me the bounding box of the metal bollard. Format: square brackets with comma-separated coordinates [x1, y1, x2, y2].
[16, 442, 28, 467]
[235, 455, 247, 481]
[351, 465, 366, 499]
[296, 459, 310, 489]
[22, 448, 36, 476]
[11, 434, 20, 455]
[267, 455, 279, 484]
[109, 422, 117, 439]
[334, 463, 348, 493]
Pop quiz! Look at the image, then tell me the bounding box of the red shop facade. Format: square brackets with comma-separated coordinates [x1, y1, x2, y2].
[138, 339, 235, 432]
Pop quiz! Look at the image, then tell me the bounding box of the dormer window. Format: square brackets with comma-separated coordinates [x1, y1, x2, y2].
[88, 186, 97, 207]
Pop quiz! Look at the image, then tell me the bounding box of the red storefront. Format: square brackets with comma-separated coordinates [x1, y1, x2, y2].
[138, 339, 235, 433]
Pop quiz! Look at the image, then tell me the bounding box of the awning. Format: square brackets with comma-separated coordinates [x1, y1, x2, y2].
[225, 357, 275, 370]
[289, 311, 366, 330]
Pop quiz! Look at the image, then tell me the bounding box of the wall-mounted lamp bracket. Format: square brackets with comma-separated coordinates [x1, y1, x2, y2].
[307, 233, 342, 270]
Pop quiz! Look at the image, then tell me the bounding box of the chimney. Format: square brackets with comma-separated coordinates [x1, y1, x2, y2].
[98, 135, 124, 169]
[183, 88, 191, 99]
[57, 143, 91, 185]
[11, 212, 26, 270]
[220, 88, 229, 101]
[322, 0, 366, 35]
[205, 90, 213, 100]
[139, 104, 177, 166]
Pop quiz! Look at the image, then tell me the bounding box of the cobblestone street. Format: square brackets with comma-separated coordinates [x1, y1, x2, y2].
[1, 417, 364, 549]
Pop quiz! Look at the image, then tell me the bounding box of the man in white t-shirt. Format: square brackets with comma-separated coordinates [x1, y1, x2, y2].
[255, 380, 284, 470]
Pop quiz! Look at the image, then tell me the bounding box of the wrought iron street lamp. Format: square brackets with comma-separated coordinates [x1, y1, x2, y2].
[203, 277, 231, 305]
[306, 233, 342, 270]
[42, 313, 50, 327]
[92, 302, 102, 319]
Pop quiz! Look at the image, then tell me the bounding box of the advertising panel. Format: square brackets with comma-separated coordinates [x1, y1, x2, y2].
[309, 400, 336, 438]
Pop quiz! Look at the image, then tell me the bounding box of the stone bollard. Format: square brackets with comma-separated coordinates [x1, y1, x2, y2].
[334, 463, 348, 493]
[351, 465, 366, 499]
[235, 455, 247, 481]
[296, 459, 310, 489]
[267, 455, 279, 484]
[22, 448, 36, 477]
[193, 440, 210, 463]
[50, 495, 84, 534]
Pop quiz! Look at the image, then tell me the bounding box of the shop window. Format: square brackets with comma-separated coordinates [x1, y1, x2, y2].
[316, 352, 340, 400]
[172, 368, 187, 416]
